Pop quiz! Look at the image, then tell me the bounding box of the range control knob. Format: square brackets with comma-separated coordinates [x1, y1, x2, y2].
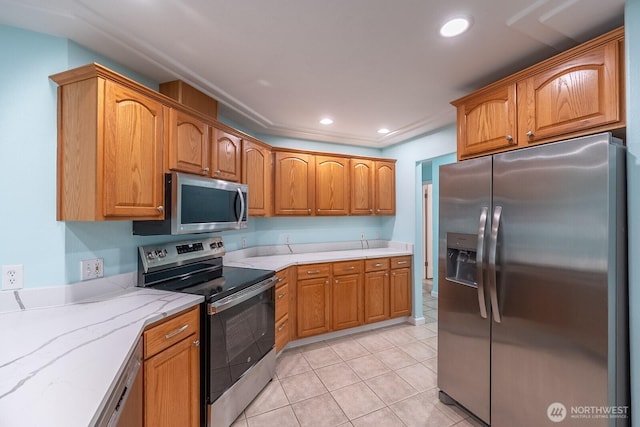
[158, 249, 167, 258]
[147, 251, 156, 260]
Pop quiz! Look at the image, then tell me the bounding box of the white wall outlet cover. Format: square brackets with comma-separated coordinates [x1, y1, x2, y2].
[2, 264, 24, 290]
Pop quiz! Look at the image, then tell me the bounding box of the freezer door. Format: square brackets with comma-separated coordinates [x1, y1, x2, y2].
[438, 156, 491, 424]
[490, 134, 628, 426]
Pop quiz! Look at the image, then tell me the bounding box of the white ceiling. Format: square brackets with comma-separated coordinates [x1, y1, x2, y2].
[0, 0, 625, 147]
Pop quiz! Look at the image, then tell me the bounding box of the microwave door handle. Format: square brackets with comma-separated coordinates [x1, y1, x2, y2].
[236, 188, 246, 228]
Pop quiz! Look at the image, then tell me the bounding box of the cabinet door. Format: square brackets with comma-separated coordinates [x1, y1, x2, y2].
[167, 108, 209, 175]
[145, 336, 200, 427]
[374, 161, 396, 215]
[315, 155, 349, 215]
[390, 267, 412, 318]
[103, 81, 165, 218]
[350, 159, 374, 215]
[455, 84, 518, 160]
[364, 270, 389, 323]
[297, 276, 330, 338]
[211, 127, 241, 181]
[274, 151, 315, 215]
[517, 39, 620, 143]
[242, 139, 272, 216]
[332, 273, 363, 330]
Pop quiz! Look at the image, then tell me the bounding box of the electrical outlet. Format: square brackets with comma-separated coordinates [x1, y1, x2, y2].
[81, 258, 104, 281]
[2, 265, 24, 290]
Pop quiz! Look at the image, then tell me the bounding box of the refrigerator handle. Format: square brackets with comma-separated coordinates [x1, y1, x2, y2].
[488, 206, 502, 323]
[475, 207, 489, 319]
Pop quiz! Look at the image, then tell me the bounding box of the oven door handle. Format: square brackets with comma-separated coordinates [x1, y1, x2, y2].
[208, 276, 277, 315]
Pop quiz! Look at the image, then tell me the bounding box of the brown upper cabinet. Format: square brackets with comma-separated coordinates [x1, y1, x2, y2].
[159, 79, 218, 118]
[374, 160, 396, 215]
[167, 108, 210, 175]
[242, 138, 273, 216]
[51, 65, 165, 221]
[210, 127, 242, 182]
[315, 155, 350, 215]
[350, 159, 374, 215]
[452, 27, 624, 161]
[274, 151, 316, 215]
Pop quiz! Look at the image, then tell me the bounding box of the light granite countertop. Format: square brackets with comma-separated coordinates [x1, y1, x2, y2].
[0, 286, 202, 427]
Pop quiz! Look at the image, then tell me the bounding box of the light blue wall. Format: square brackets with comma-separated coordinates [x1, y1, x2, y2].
[625, 0, 639, 421]
[382, 126, 457, 319]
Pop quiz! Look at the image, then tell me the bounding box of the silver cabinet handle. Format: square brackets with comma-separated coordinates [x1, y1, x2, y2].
[526, 130, 534, 138]
[377, 209, 380, 213]
[156, 206, 164, 213]
[215, 170, 221, 175]
[392, 272, 396, 276]
[308, 209, 312, 213]
[369, 208, 373, 213]
[476, 207, 489, 319]
[278, 321, 288, 332]
[506, 135, 513, 141]
[396, 261, 408, 265]
[342, 266, 356, 271]
[165, 324, 189, 340]
[277, 293, 286, 299]
[317, 209, 320, 212]
[203, 167, 210, 173]
[488, 206, 502, 323]
[307, 270, 321, 274]
[193, 339, 200, 346]
[374, 263, 383, 267]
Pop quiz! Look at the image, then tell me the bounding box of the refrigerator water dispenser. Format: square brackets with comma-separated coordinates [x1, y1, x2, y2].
[445, 233, 478, 287]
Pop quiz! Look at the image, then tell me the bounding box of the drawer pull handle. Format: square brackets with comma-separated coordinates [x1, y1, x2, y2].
[278, 293, 286, 299]
[165, 324, 189, 340]
[343, 266, 355, 270]
[374, 263, 383, 267]
[396, 261, 408, 265]
[193, 339, 200, 347]
[307, 270, 321, 274]
[277, 277, 284, 282]
[278, 322, 288, 332]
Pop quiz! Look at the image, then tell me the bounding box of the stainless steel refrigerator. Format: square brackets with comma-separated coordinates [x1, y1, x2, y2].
[437, 133, 629, 426]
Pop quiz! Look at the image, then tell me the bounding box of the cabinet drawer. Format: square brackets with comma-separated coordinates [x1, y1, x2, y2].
[144, 306, 199, 359]
[275, 282, 289, 321]
[333, 260, 363, 276]
[297, 263, 331, 280]
[276, 268, 290, 285]
[365, 258, 389, 272]
[275, 315, 290, 352]
[391, 256, 411, 269]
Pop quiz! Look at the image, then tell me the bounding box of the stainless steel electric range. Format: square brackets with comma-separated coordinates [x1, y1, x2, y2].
[137, 237, 277, 427]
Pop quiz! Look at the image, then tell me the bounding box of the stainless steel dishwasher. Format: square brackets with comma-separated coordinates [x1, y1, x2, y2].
[95, 339, 143, 427]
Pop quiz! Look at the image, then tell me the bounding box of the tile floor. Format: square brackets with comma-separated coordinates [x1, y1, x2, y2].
[231, 284, 483, 427]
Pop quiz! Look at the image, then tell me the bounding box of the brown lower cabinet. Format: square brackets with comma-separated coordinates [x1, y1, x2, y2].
[293, 256, 412, 342]
[143, 306, 200, 427]
[275, 268, 292, 352]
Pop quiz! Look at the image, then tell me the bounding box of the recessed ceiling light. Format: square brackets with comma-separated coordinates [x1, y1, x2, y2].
[378, 128, 390, 134]
[320, 118, 333, 125]
[440, 17, 471, 38]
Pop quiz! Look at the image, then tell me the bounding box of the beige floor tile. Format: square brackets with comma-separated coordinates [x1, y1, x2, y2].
[315, 362, 362, 391]
[403, 325, 438, 340]
[280, 371, 328, 403]
[365, 371, 419, 405]
[395, 362, 438, 392]
[376, 329, 416, 346]
[389, 392, 458, 427]
[302, 346, 343, 369]
[231, 412, 247, 427]
[425, 300, 438, 310]
[398, 340, 437, 362]
[425, 323, 438, 333]
[331, 382, 385, 420]
[298, 340, 330, 351]
[351, 407, 405, 427]
[354, 333, 395, 353]
[422, 336, 438, 350]
[246, 406, 300, 427]
[277, 352, 314, 379]
[245, 379, 290, 417]
[329, 339, 370, 361]
[291, 392, 349, 427]
[453, 417, 486, 426]
[346, 354, 391, 380]
[422, 356, 438, 373]
[422, 388, 468, 423]
[374, 347, 418, 370]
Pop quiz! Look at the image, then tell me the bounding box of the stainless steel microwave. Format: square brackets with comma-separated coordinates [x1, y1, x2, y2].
[133, 172, 248, 235]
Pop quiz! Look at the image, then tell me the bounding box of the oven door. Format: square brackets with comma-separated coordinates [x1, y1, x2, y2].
[205, 277, 276, 403]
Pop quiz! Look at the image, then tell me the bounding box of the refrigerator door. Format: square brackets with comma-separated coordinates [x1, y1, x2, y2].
[438, 156, 491, 424]
[490, 134, 627, 426]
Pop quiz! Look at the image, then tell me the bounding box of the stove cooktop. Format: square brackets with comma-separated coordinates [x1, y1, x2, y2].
[151, 266, 275, 302]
